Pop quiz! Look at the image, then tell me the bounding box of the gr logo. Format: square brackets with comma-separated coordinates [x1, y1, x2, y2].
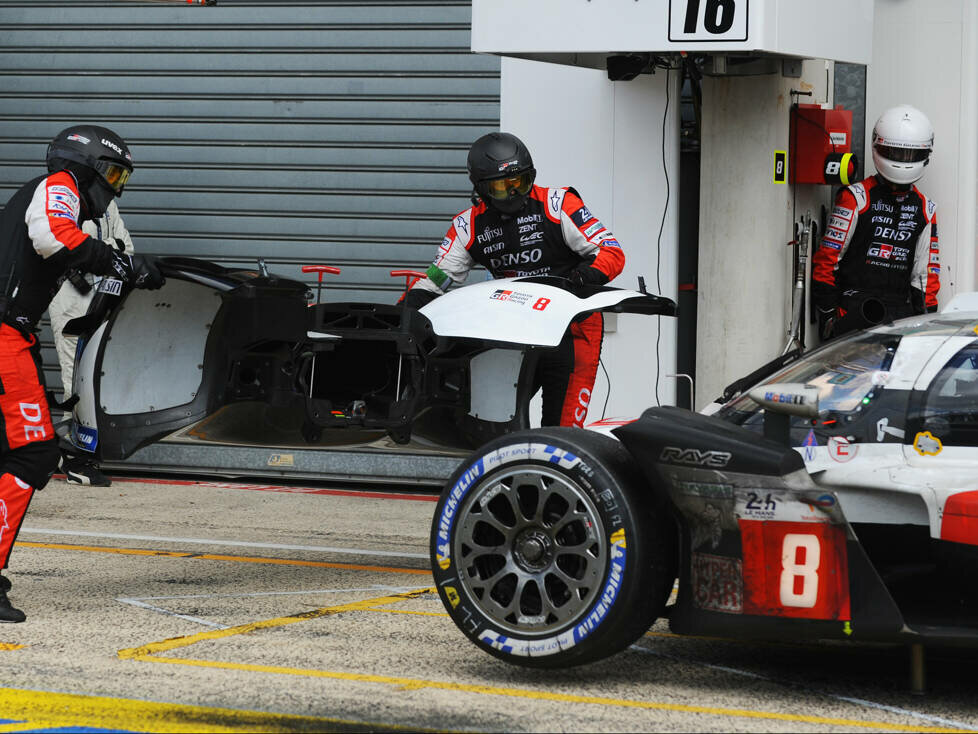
[660, 446, 732, 468]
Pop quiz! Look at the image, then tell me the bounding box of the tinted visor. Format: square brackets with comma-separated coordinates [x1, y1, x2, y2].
[485, 172, 533, 200]
[874, 144, 930, 163]
[95, 159, 132, 194]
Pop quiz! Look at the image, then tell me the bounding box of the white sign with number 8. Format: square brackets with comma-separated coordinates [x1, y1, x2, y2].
[779, 533, 820, 608]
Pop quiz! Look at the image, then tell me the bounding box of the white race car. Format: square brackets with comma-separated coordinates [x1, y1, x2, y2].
[429, 294, 978, 679]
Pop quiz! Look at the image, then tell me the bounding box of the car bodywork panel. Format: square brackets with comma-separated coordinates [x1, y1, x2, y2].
[69, 257, 676, 460]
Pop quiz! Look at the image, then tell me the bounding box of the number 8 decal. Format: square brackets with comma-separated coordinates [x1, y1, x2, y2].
[779, 533, 820, 608]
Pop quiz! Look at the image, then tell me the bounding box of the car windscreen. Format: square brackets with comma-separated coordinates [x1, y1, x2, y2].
[716, 332, 905, 444]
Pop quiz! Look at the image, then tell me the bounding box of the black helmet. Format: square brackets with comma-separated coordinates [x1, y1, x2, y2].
[47, 125, 133, 197]
[467, 132, 536, 214]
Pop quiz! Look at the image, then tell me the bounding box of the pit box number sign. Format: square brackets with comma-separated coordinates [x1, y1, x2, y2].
[669, 0, 749, 42]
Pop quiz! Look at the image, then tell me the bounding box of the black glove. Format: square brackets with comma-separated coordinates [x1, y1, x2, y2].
[403, 288, 438, 309]
[131, 254, 165, 290]
[107, 249, 134, 282]
[568, 265, 608, 288]
[817, 306, 838, 340]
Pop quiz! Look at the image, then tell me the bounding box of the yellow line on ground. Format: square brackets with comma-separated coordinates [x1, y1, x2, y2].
[16, 541, 429, 576]
[0, 687, 417, 733]
[118, 588, 435, 659]
[361, 607, 449, 617]
[127, 656, 965, 733]
[0, 642, 25, 651]
[118, 589, 968, 733]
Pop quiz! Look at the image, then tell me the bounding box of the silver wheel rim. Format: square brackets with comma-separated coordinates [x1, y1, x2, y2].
[454, 464, 607, 635]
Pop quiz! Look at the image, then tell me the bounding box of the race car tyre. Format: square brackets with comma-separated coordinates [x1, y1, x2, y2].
[430, 427, 677, 668]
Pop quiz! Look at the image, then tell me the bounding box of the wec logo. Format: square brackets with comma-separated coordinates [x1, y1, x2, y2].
[660, 446, 732, 468]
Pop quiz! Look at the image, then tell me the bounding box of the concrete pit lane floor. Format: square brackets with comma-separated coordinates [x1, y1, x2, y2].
[1, 474, 977, 733]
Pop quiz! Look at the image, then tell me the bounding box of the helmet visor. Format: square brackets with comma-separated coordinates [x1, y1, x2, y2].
[95, 160, 132, 194]
[874, 144, 930, 163]
[485, 172, 534, 200]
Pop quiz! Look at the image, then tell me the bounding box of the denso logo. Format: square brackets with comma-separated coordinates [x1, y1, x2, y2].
[490, 249, 542, 269]
[873, 226, 913, 241]
[101, 138, 123, 155]
[659, 447, 732, 468]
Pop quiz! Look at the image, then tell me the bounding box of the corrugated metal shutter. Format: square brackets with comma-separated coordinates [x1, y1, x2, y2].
[0, 0, 499, 390]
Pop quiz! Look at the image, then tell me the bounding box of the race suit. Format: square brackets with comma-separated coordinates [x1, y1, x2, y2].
[405, 185, 626, 427]
[812, 175, 939, 337]
[48, 200, 134, 401]
[0, 171, 128, 571]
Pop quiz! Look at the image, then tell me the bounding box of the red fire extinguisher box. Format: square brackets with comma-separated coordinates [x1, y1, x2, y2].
[790, 103, 856, 185]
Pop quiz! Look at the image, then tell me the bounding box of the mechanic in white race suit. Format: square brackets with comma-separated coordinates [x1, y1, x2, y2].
[49, 203, 134, 487]
[813, 104, 940, 338]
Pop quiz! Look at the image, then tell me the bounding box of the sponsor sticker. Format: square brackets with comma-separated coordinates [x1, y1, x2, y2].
[691, 553, 743, 614]
[827, 436, 857, 462]
[913, 431, 942, 457]
[803, 429, 818, 462]
[72, 424, 98, 450]
[97, 278, 123, 296]
[570, 206, 594, 228]
[832, 205, 854, 221]
[824, 227, 846, 244]
[601, 238, 621, 249]
[583, 222, 605, 239]
[267, 453, 294, 467]
[489, 289, 531, 305]
[67, 133, 90, 144]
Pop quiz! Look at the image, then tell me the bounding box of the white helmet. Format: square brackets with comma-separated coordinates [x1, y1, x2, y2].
[871, 104, 934, 185]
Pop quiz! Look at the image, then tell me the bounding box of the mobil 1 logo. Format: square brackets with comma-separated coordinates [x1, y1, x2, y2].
[669, 0, 748, 42]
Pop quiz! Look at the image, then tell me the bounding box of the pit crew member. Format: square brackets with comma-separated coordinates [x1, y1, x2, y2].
[813, 104, 940, 339]
[404, 132, 625, 428]
[0, 125, 163, 622]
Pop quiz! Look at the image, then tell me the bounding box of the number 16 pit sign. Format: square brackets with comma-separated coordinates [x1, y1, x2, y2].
[669, 0, 748, 42]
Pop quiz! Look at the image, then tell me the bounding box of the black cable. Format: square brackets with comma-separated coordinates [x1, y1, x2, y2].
[599, 357, 610, 419]
[654, 66, 672, 406]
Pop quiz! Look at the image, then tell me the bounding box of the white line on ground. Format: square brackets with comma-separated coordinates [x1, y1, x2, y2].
[19, 527, 429, 560]
[115, 585, 430, 629]
[628, 644, 978, 732]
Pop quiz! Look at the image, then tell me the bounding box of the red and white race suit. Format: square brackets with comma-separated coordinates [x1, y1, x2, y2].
[812, 175, 939, 333]
[0, 170, 124, 569]
[406, 185, 625, 427]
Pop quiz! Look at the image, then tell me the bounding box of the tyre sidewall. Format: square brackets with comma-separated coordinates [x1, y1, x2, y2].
[430, 428, 648, 666]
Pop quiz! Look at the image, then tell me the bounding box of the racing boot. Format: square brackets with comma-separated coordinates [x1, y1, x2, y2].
[0, 574, 10, 592]
[0, 585, 25, 623]
[61, 452, 111, 487]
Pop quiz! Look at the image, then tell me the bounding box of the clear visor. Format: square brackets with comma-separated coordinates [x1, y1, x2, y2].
[96, 160, 132, 194]
[485, 172, 533, 200]
[874, 143, 930, 163]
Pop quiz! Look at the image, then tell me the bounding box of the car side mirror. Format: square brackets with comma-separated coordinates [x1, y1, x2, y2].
[748, 383, 820, 446]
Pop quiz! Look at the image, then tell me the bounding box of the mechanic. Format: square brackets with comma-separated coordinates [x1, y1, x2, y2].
[403, 132, 625, 428]
[49, 199, 135, 487]
[0, 125, 164, 622]
[812, 104, 940, 339]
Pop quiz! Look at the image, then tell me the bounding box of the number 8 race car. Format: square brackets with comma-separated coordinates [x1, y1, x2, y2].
[429, 293, 978, 681]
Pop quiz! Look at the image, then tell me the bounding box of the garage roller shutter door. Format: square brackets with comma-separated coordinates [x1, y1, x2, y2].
[0, 0, 499, 391]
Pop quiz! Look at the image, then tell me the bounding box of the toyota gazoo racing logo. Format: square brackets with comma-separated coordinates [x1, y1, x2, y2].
[659, 446, 732, 468]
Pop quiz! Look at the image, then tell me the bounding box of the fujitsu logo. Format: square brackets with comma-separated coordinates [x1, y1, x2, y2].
[659, 447, 732, 468]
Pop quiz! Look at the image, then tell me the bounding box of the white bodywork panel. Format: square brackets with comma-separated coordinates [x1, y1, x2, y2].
[72, 321, 108, 447]
[469, 349, 525, 422]
[420, 277, 648, 347]
[99, 280, 222, 414]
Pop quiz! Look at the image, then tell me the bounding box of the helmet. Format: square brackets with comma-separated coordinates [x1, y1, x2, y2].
[46, 125, 133, 196]
[871, 105, 933, 186]
[467, 132, 536, 214]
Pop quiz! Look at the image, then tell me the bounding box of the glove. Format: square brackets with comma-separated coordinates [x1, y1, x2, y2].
[817, 306, 837, 340]
[130, 254, 165, 290]
[107, 249, 134, 282]
[568, 265, 608, 288]
[403, 288, 438, 309]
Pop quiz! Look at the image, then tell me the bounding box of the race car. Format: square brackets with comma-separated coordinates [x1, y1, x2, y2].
[429, 294, 978, 672]
[65, 256, 675, 461]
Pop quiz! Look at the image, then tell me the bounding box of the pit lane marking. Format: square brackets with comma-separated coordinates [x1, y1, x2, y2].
[629, 643, 977, 732]
[0, 686, 423, 733]
[15, 541, 429, 576]
[19, 527, 428, 560]
[117, 585, 429, 630]
[117, 590, 968, 733]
